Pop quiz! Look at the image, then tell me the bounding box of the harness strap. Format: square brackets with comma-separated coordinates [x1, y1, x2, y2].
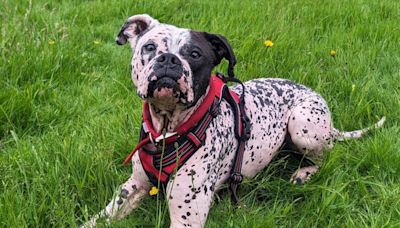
[216, 72, 251, 204]
[123, 137, 151, 165]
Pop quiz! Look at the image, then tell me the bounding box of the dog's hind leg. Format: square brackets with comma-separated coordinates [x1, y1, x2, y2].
[286, 95, 385, 184]
[286, 96, 334, 184]
[82, 154, 151, 227]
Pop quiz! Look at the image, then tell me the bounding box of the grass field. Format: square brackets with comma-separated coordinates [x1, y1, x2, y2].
[1, 0, 400, 227]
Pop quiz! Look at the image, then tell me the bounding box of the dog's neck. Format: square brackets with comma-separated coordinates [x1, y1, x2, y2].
[147, 89, 208, 133]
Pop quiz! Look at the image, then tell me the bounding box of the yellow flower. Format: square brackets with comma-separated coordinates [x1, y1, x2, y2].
[330, 50, 336, 57]
[93, 40, 101, 45]
[351, 84, 355, 93]
[149, 186, 159, 196]
[48, 40, 55, 45]
[264, 40, 274, 48]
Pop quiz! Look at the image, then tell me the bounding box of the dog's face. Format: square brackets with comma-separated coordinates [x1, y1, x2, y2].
[116, 14, 236, 110]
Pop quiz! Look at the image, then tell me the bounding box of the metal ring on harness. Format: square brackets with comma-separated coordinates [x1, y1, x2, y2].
[230, 172, 244, 184]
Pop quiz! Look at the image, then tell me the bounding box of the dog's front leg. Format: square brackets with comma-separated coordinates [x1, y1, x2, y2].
[165, 145, 227, 228]
[84, 154, 150, 227]
[166, 174, 215, 228]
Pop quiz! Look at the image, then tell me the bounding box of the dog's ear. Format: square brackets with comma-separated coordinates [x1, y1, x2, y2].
[204, 33, 237, 77]
[116, 14, 159, 46]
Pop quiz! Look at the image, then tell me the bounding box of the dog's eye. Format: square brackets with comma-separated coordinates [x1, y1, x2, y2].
[190, 50, 201, 59]
[144, 43, 156, 52]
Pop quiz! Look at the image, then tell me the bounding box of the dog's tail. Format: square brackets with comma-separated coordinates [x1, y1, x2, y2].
[332, 117, 386, 141]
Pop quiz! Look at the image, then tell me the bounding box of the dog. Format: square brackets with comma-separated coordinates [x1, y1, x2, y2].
[83, 14, 385, 227]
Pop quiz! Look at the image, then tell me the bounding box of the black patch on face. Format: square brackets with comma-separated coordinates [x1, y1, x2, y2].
[178, 31, 219, 107]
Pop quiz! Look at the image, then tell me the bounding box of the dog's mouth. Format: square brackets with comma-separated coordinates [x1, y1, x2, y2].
[147, 74, 187, 100]
[145, 74, 192, 112]
[150, 77, 178, 97]
[143, 64, 193, 108]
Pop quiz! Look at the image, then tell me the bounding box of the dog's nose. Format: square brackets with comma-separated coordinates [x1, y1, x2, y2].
[156, 53, 181, 67]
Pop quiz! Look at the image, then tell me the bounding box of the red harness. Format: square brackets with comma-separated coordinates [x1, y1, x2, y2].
[123, 73, 250, 203]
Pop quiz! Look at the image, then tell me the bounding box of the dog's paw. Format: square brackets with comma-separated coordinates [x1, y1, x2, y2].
[290, 166, 318, 185]
[80, 210, 111, 228]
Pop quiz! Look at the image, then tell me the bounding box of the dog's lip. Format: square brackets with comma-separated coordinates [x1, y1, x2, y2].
[154, 87, 175, 98]
[147, 76, 180, 99]
[155, 76, 178, 86]
[152, 67, 182, 82]
[153, 73, 179, 82]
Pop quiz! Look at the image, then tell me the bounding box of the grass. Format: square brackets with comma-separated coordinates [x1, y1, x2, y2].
[1, 0, 399, 227]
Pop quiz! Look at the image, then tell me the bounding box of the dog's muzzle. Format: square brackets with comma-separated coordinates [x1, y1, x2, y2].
[148, 53, 184, 97]
[154, 53, 183, 81]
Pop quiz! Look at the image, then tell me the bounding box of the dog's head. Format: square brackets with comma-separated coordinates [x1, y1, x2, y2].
[116, 14, 236, 111]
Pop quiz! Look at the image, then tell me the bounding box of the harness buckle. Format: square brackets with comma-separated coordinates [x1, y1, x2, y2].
[230, 172, 243, 184]
[154, 132, 178, 143]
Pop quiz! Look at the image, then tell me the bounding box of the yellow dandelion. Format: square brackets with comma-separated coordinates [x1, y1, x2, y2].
[149, 186, 159, 196]
[93, 40, 101, 45]
[330, 50, 336, 57]
[264, 40, 274, 48]
[48, 40, 55, 45]
[351, 84, 355, 93]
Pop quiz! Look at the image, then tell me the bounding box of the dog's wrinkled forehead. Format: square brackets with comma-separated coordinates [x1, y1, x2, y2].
[137, 24, 190, 54]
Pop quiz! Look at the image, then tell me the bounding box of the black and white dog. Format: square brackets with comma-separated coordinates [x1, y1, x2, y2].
[84, 14, 384, 227]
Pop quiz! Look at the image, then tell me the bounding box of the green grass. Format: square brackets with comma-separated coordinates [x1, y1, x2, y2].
[1, 0, 399, 227]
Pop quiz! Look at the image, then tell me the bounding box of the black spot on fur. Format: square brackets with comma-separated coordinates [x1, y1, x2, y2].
[120, 189, 129, 199]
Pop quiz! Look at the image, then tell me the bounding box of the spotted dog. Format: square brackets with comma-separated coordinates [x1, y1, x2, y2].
[84, 14, 385, 227]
